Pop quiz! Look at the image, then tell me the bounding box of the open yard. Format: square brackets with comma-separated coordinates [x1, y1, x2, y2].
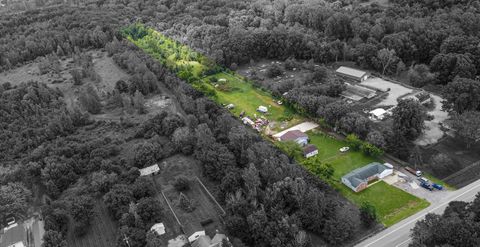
[334, 181, 430, 227]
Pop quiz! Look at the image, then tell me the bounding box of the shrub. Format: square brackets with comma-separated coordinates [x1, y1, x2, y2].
[346, 134, 362, 151]
[360, 143, 384, 157]
[360, 202, 377, 227]
[173, 175, 190, 191]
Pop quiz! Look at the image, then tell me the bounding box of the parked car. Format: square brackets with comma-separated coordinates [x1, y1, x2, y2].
[340, 147, 350, 153]
[432, 183, 444, 190]
[420, 181, 433, 191]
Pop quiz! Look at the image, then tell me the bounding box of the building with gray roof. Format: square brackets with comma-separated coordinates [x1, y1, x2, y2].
[341, 162, 393, 192]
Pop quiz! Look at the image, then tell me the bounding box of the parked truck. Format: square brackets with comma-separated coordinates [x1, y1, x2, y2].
[405, 166, 422, 177]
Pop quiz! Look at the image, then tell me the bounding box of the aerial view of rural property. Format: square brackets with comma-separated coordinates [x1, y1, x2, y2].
[1, 0, 480, 247]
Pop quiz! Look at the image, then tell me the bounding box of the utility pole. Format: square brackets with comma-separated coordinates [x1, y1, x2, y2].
[123, 233, 131, 247]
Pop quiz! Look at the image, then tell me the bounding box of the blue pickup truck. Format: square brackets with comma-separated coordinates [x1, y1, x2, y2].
[418, 177, 443, 191]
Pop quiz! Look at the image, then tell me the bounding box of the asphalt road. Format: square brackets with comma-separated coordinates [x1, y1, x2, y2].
[355, 178, 480, 247]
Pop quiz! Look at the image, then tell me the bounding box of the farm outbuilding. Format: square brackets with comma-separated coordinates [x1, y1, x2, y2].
[369, 108, 387, 120]
[341, 162, 393, 192]
[139, 164, 160, 176]
[336, 66, 370, 82]
[303, 144, 318, 158]
[150, 223, 166, 236]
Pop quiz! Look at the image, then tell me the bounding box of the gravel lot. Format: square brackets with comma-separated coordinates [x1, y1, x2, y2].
[360, 77, 413, 106]
[391, 168, 453, 204]
[414, 94, 449, 146]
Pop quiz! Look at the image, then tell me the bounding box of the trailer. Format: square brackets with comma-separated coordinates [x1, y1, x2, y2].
[405, 166, 422, 177]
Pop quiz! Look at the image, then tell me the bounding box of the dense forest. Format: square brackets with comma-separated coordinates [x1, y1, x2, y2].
[1, 0, 480, 246]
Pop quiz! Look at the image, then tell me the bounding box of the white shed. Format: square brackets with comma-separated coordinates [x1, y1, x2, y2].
[150, 223, 166, 236]
[369, 108, 387, 120]
[139, 164, 160, 176]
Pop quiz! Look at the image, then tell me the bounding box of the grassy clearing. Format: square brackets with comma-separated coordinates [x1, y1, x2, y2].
[423, 173, 456, 191]
[334, 181, 429, 227]
[123, 23, 430, 227]
[203, 73, 297, 121]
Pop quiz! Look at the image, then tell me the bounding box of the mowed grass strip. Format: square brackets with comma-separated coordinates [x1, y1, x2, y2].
[334, 181, 430, 227]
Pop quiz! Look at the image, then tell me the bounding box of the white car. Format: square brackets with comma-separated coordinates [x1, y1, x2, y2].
[339, 147, 350, 153]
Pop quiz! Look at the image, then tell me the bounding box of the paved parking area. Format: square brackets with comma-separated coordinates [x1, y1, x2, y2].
[388, 169, 453, 204]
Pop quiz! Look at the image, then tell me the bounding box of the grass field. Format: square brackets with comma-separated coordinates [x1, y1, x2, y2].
[124, 23, 430, 227]
[67, 200, 117, 247]
[335, 181, 430, 227]
[203, 73, 297, 121]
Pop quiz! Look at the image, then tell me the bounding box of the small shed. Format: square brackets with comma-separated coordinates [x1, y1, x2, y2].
[369, 108, 387, 120]
[303, 144, 318, 158]
[218, 78, 227, 83]
[139, 164, 160, 176]
[336, 66, 370, 82]
[188, 231, 206, 243]
[150, 223, 166, 236]
[257, 105, 268, 113]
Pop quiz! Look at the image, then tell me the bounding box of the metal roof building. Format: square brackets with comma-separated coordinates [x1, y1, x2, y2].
[336, 66, 370, 82]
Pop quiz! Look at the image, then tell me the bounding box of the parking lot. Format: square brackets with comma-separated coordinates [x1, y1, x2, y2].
[389, 168, 453, 204]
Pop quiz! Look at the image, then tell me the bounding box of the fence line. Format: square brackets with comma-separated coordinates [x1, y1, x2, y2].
[195, 176, 226, 215]
[160, 190, 184, 231]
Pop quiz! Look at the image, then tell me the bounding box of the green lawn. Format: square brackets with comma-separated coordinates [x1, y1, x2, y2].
[124, 23, 431, 227]
[203, 73, 298, 122]
[306, 130, 429, 226]
[334, 181, 430, 227]
[423, 173, 456, 191]
[307, 130, 378, 178]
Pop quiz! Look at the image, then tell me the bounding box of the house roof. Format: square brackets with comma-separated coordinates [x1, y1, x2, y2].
[191, 235, 211, 247]
[303, 144, 318, 155]
[150, 223, 165, 236]
[1, 223, 26, 247]
[211, 233, 227, 246]
[280, 130, 308, 141]
[336, 66, 369, 79]
[139, 164, 160, 176]
[342, 162, 388, 188]
[369, 108, 387, 117]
